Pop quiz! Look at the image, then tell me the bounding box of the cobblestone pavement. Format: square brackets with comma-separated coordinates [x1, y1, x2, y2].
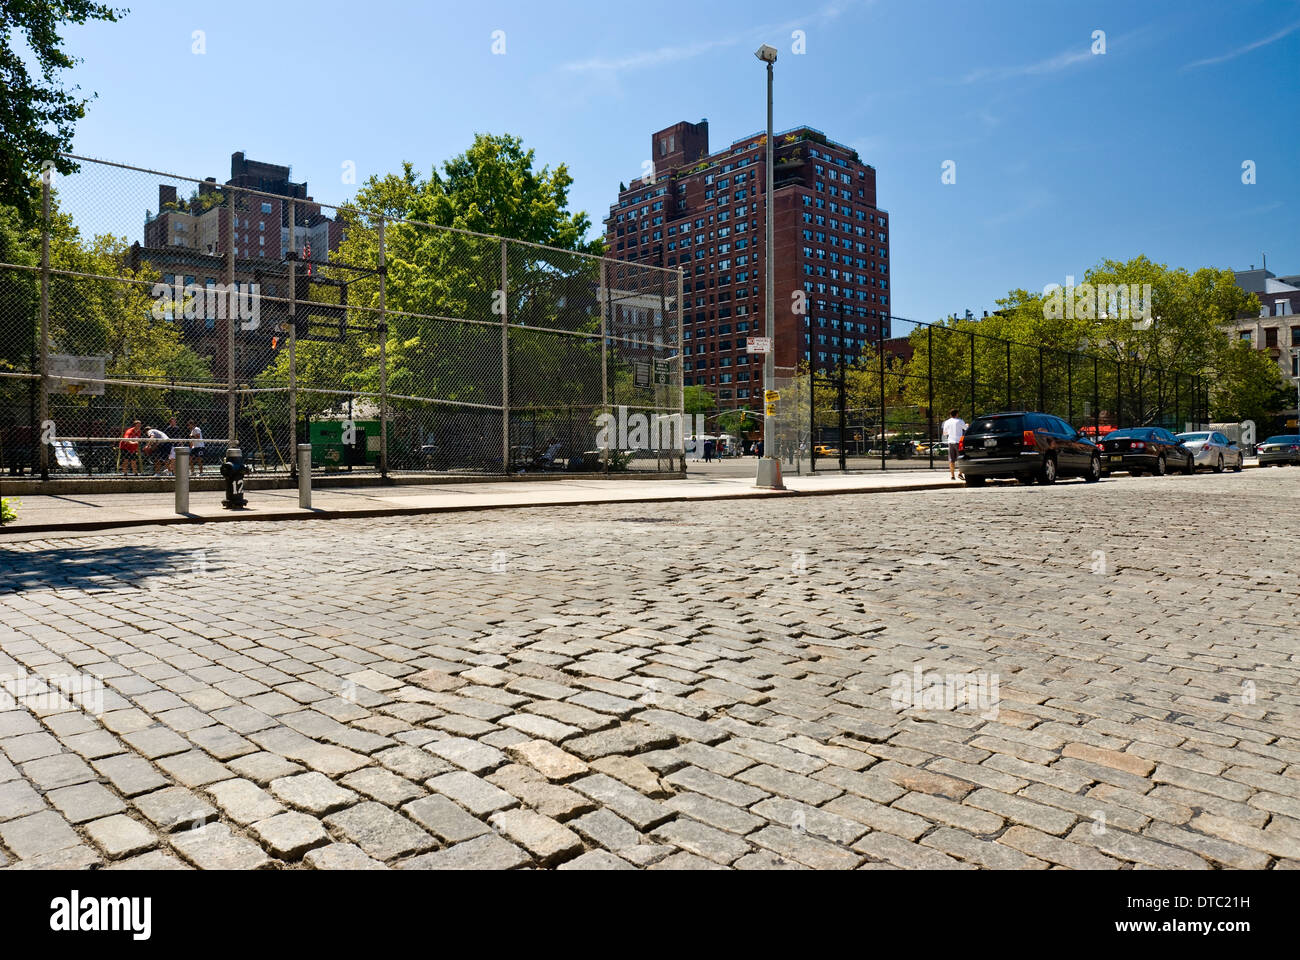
[2, 469, 1298, 870]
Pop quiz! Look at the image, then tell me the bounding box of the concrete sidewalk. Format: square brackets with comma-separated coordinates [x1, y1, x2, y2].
[1, 470, 964, 536]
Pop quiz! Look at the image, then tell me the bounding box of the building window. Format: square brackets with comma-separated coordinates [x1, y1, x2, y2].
[1266, 327, 1279, 348]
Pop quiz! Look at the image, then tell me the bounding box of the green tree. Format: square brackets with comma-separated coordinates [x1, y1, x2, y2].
[1210, 339, 1293, 425]
[0, 0, 125, 220]
[0, 189, 211, 432]
[683, 384, 714, 415]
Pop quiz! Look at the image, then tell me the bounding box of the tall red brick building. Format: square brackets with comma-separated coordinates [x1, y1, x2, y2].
[605, 119, 891, 405]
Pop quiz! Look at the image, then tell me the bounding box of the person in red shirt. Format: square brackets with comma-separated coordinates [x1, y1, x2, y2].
[119, 420, 142, 475]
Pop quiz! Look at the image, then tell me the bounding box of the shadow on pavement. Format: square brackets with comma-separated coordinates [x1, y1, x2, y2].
[0, 543, 211, 593]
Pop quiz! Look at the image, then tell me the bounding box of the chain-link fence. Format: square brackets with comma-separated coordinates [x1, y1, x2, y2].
[766, 317, 1209, 473]
[0, 156, 684, 482]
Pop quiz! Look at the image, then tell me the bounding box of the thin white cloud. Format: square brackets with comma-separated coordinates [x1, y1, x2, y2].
[1183, 19, 1300, 69]
[561, 0, 866, 74]
[961, 47, 1093, 85]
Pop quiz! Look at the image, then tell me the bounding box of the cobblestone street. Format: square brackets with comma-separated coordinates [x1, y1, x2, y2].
[2, 469, 1299, 870]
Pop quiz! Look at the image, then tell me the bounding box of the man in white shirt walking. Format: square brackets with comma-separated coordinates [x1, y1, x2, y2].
[941, 408, 967, 480]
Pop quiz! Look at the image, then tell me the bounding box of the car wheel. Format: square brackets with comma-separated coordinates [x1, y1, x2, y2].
[1214, 455, 1224, 473]
[1155, 454, 1167, 476]
[1085, 454, 1101, 482]
[1038, 456, 1057, 484]
[1233, 457, 1243, 472]
[1183, 455, 1194, 476]
[964, 476, 986, 487]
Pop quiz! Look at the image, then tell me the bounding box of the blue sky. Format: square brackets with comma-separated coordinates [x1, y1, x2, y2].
[55, 0, 1300, 329]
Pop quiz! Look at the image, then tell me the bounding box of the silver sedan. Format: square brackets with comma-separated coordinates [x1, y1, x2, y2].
[1175, 431, 1243, 472]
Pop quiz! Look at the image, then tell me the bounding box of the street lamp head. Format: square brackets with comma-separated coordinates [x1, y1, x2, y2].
[755, 44, 778, 64]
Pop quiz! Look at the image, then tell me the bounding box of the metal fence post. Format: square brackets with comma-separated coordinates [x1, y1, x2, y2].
[226, 205, 236, 449]
[677, 267, 685, 473]
[1037, 346, 1044, 412]
[500, 238, 509, 475]
[1116, 360, 1123, 429]
[39, 173, 50, 481]
[1174, 372, 1179, 431]
[378, 215, 389, 479]
[602, 275, 611, 474]
[287, 198, 297, 478]
[880, 326, 887, 470]
[927, 324, 934, 469]
[1005, 340, 1012, 410]
[837, 355, 846, 472]
[1093, 356, 1100, 438]
[1137, 363, 1144, 425]
[809, 367, 816, 474]
[1067, 351, 1073, 425]
[968, 330, 976, 423]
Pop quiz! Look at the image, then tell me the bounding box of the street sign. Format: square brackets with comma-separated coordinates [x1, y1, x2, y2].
[765, 404, 776, 418]
[747, 337, 772, 354]
[764, 389, 780, 403]
[653, 358, 671, 386]
[633, 361, 651, 388]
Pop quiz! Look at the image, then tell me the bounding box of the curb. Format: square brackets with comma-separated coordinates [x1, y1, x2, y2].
[0, 479, 965, 537]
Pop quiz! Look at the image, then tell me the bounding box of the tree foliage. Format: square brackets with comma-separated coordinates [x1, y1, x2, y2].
[901, 256, 1260, 426]
[0, 0, 125, 219]
[265, 135, 611, 428]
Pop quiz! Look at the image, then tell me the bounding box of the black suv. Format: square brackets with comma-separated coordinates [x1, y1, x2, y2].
[958, 411, 1101, 486]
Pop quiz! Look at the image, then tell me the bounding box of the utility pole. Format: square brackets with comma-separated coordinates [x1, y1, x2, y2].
[754, 43, 783, 489]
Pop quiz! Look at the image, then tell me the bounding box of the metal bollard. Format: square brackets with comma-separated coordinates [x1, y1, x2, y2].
[298, 443, 312, 509]
[175, 445, 190, 515]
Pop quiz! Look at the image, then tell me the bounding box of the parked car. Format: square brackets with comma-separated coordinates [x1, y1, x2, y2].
[1097, 427, 1194, 476]
[1257, 435, 1300, 466]
[1175, 431, 1243, 472]
[957, 411, 1101, 486]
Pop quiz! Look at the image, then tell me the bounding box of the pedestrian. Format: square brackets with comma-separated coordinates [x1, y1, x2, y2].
[755, 438, 763, 458]
[188, 420, 205, 474]
[165, 414, 181, 473]
[704, 439, 714, 463]
[144, 424, 171, 475]
[119, 420, 142, 475]
[941, 407, 968, 480]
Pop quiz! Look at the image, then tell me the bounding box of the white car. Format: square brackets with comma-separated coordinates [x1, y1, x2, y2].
[1175, 431, 1243, 473]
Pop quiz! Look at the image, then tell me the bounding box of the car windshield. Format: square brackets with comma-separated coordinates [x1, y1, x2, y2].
[1177, 433, 1210, 441]
[970, 415, 1023, 434]
[1263, 436, 1300, 444]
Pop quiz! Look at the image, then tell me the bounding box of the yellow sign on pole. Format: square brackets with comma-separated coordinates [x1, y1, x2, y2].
[764, 390, 779, 404]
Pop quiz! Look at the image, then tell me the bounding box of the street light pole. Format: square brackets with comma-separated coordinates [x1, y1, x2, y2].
[755, 43, 784, 489]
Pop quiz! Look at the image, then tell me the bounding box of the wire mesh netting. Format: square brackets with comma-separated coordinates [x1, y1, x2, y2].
[0, 156, 684, 481]
[760, 320, 1209, 474]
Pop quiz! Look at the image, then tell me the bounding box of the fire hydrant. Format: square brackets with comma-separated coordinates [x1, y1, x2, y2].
[220, 446, 247, 509]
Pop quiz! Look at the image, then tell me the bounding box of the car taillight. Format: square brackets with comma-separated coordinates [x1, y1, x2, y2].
[958, 436, 965, 452]
[1291, 446, 1300, 452]
[1131, 441, 1145, 450]
[1022, 430, 1036, 448]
